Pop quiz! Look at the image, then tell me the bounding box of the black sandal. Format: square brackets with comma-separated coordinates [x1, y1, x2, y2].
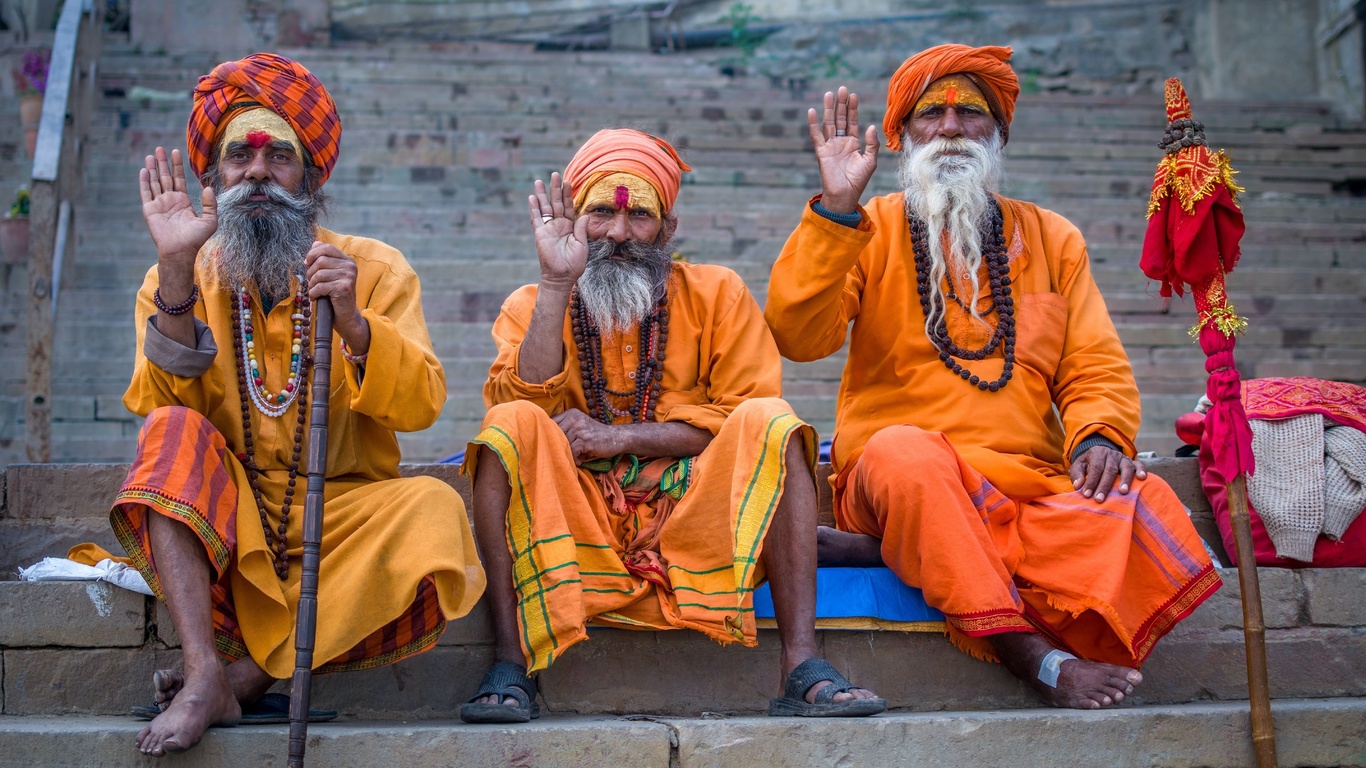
[768, 657, 886, 717]
[460, 661, 541, 724]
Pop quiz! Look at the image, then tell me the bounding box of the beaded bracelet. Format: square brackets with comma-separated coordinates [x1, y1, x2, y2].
[153, 285, 200, 316]
[340, 340, 368, 366]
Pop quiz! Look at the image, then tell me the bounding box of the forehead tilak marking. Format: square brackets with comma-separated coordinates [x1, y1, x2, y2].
[615, 185, 631, 209]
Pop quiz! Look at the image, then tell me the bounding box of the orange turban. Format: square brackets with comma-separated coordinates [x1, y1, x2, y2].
[187, 53, 342, 184]
[883, 44, 1019, 151]
[564, 129, 691, 215]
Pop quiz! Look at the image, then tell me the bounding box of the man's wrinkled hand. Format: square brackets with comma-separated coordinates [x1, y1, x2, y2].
[807, 86, 880, 214]
[1070, 445, 1146, 504]
[553, 409, 621, 463]
[305, 241, 370, 354]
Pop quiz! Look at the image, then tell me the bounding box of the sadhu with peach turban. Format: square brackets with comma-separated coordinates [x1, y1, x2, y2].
[564, 128, 691, 216]
[186, 52, 342, 184]
[462, 125, 885, 722]
[882, 43, 1020, 150]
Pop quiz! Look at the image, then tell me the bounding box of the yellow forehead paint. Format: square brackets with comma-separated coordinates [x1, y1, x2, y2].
[218, 106, 304, 162]
[914, 75, 992, 117]
[578, 171, 663, 218]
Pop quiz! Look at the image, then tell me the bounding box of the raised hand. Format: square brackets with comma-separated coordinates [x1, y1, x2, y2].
[807, 86, 880, 214]
[528, 172, 589, 291]
[139, 147, 217, 269]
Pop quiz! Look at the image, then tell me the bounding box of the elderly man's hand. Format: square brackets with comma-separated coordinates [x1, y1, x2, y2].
[140, 147, 217, 270]
[1070, 445, 1147, 504]
[305, 241, 370, 356]
[553, 409, 622, 463]
[529, 172, 590, 292]
[807, 86, 880, 214]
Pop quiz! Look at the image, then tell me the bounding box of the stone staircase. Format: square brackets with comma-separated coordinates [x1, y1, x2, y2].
[2, 460, 1366, 765]
[2, 39, 1366, 465]
[3, 37, 1366, 767]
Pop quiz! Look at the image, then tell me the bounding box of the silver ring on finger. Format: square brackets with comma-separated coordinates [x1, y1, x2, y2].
[541, 215, 555, 223]
[835, 129, 846, 136]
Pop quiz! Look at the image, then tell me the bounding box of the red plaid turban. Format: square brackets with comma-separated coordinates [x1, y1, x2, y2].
[187, 53, 342, 184]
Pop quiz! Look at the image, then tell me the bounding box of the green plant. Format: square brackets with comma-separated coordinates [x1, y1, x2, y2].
[821, 52, 854, 78]
[8, 186, 30, 218]
[723, 2, 763, 59]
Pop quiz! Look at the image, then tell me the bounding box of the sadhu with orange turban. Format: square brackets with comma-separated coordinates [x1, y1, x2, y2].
[766, 44, 1219, 710]
[94, 52, 485, 757]
[460, 127, 884, 722]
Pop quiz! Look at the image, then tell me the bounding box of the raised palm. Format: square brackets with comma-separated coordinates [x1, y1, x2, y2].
[139, 147, 217, 266]
[528, 172, 588, 288]
[808, 87, 880, 213]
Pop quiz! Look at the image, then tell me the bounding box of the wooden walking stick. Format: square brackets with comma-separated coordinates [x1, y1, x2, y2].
[289, 296, 334, 767]
[1227, 474, 1278, 767]
[1140, 79, 1276, 767]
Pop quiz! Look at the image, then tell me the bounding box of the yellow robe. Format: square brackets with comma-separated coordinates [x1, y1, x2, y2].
[121, 227, 485, 677]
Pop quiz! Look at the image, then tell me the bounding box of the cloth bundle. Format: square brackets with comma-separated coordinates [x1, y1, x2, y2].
[1247, 414, 1366, 562]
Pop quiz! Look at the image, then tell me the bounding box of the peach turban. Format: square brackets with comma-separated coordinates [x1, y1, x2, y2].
[883, 44, 1020, 151]
[564, 129, 691, 215]
[188, 53, 342, 184]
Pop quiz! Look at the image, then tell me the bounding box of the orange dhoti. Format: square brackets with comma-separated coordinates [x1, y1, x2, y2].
[838, 425, 1220, 667]
[111, 406, 485, 677]
[465, 397, 815, 673]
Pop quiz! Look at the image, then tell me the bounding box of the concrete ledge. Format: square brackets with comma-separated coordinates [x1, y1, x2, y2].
[0, 582, 145, 648]
[0, 699, 1362, 767]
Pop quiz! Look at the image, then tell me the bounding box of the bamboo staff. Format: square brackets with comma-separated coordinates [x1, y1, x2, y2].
[289, 296, 333, 767]
[1226, 474, 1277, 767]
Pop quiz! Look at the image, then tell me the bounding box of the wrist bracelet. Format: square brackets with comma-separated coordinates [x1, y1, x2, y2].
[341, 339, 368, 366]
[153, 285, 200, 316]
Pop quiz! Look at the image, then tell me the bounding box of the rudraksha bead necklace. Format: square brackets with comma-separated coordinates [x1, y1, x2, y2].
[230, 282, 313, 579]
[570, 291, 669, 425]
[910, 199, 1016, 393]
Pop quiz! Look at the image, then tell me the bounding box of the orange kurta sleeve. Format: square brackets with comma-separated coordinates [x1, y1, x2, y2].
[1023, 206, 1141, 461]
[124, 265, 229, 418]
[764, 199, 872, 362]
[483, 284, 575, 414]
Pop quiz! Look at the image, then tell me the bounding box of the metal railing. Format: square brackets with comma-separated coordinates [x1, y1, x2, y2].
[25, 0, 101, 461]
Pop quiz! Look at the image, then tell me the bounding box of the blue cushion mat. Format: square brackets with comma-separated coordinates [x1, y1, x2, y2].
[753, 567, 944, 622]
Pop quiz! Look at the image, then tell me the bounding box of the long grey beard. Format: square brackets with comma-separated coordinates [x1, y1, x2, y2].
[205, 180, 319, 300]
[577, 237, 675, 333]
[899, 129, 1005, 336]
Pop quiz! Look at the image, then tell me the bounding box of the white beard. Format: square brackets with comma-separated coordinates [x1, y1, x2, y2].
[576, 237, 675, 333]
[898, 128, 1005, 337]
[204, 180, 319, 300]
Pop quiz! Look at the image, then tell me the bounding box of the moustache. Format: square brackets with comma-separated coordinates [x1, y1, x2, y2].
[217, 181, 299, 209]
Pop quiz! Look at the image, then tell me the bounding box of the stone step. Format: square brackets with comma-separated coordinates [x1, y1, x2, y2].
[1, 569, 1364, 718]
[3, 699, 1364, 767]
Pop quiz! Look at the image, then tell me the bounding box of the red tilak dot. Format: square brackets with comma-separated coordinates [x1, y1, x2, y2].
[245, 131, 272, 148]
[614, 185, 630, 209]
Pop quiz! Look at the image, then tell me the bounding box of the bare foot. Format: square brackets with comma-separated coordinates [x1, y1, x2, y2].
[990, 632, 1142, 710]
[151, 659, 275, 711]
[816, 526, 884, 568]
[152, 669, 183, 711]
[136, 665, 240, 757]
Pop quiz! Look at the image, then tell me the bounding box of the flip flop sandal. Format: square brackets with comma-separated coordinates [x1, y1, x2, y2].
[131, 692, 337, 724]
[460, 661, 541, 724]
[767, 657, 887, 717]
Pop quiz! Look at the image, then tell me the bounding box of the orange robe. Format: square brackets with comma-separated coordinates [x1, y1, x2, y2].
[765, 194, 1219, 665]
[116, 227, 485, 677]
[466, 262, 815, 672]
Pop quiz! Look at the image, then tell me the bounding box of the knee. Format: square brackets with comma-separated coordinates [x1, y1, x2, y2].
[862, 425, 954, 471]
[732, 397, 795, 420]
[482, 400, 554, 432]
[140, 405, 206, 435]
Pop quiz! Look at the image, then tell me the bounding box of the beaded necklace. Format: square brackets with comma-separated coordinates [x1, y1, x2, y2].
[910, 198, 1017, 393]
[570, 291, 669, 425]
[229, 281, 313, 579]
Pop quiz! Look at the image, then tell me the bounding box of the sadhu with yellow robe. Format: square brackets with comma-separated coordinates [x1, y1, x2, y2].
[461, 128, 883, 722]
[764, 44, 1221, 709]
[103, 53, 485, 757]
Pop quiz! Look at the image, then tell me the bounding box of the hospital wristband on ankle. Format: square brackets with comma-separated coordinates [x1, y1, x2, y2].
[1038, 649, 1077, 688]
